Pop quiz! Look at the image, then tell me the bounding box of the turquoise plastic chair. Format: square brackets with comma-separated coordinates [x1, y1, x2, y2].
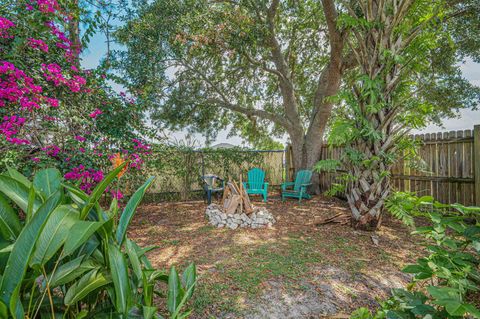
[281, 170, 312, 203]
[243, 168, 268, 202]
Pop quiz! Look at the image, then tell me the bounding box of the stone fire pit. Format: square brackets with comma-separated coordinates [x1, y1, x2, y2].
[205, 203, 276, 230]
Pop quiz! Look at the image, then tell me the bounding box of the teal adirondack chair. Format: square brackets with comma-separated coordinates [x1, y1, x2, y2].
[243, 168, 269, 202]
[281, 170, 312, 203]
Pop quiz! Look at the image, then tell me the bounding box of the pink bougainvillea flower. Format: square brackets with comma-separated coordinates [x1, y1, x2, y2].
[0, 17, 15, 39]
[129, 152, 144, 169]
[66, 75, 86, 92]
[37, 0, 59, 14]
[27, 38, 49, 52]
[89, 108, 103, 119]
[74, 135, 86, 142]
[64, 165, 104, 194]
[91, 170, 104, 182]
[7, 137, 30, 145]
[31, 157, 40, 162]
[0, 115, 29, 144]
[41, 63, 66, 86]
[111, 190, 124, 200]
[42, 144, 60, 157]
[0, 61, 47, 111]
[46, 97, 59, 107]
[43, 115, 57, 121]
[132, 138, 151, 151]
[19, 97, 40, 110]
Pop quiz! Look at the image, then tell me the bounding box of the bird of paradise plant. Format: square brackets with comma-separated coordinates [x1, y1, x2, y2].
[109, 152, 129, 200]
[110, 152, 129, 178]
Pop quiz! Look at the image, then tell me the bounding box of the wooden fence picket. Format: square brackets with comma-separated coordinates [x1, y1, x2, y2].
[317, 125, 479, 206]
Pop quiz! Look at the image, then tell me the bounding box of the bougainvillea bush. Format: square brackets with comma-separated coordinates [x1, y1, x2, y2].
[0, 0, 150, 198]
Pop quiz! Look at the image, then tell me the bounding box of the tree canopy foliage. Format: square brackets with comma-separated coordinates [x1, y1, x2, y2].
[114, 0, 479, 193]
[114, 0, 362, 183]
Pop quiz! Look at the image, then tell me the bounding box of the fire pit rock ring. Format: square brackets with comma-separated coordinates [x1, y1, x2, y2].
[205, 204, 276, 230]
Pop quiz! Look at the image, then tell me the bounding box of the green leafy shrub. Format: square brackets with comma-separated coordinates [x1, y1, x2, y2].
[351, 194, 480, 318]
[0, 165, 195, 318]
[135, 144, 272, 200]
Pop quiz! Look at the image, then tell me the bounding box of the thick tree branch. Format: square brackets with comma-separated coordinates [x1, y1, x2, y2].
[242, 52, 286, 80]
[205, 98, 294, 130]
[307, 0, 346, 138]
[180, 60, 294, 131]
[264, 0, 302, 131]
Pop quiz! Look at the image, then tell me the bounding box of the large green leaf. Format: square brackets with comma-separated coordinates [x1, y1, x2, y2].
[64, 269, 111, 305]
[26, 185, 35, 221]
[0, 300, 6, 319]
[0, 194, 21, 241]
[6, 167, 31, 189]
[169, 265, 196, 319]
[108, 243, 131, 314]
[108, 198, 119, 219]
[171, 283, 195, 319]
[126, 238, 143, 285]
[0, 243, 13, 254]
[142, 306, 157, 319]
[62, 183, 88, 206]
[49, 255, 98, 287]
[80, 163, 127, 219]
[0, 191, 61, 317]
[132, 241, 155, 270]
[0, 175, 42, 214]
[181, 263, 196, 299]
[63, 220, 104, 256]
[30, 205, 79, 267]
[9, 285, 23, 319]
[33, 168, 62, 198]
[116, 176, 155, 245]
[167, 266, 183, 314]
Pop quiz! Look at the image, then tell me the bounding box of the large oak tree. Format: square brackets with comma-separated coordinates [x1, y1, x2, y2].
[114, 0, 358, 191]
[114, 0, 478, 196]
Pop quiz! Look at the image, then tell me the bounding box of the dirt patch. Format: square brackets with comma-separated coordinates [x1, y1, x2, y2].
[240, 265, 412, 319]
[128, 194, 424, 318]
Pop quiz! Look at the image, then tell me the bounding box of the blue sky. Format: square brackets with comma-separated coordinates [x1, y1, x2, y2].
[82, 30, 480, 146]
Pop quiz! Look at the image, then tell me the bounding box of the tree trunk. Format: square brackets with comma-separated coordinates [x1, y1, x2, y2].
[346, 141, 392, 230]
[348, 173, 390, 230]
[68, 0, 81, 64]
[289, 132, 324, 194]
[286, 63, 344, 193]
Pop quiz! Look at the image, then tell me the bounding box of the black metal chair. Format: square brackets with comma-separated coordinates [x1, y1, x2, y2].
[201, 174, 224, 204]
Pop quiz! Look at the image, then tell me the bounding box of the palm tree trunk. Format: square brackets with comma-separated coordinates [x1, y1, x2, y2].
[347, 166, 391, 230]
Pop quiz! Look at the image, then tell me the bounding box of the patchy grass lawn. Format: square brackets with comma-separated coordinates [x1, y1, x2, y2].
[128, 193, 424, 318]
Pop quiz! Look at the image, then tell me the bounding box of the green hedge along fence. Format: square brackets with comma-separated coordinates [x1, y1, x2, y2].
[124, 146, 285, 201]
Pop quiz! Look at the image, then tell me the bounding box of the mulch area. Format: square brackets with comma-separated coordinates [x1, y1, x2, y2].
[128, 193, 424, 318]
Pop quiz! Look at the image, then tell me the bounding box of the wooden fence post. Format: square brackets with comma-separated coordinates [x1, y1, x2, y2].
[474, 125, 480, 206]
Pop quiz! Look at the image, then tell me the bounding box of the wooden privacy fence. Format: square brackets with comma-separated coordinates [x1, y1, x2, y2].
[318, 125, 480, 206]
